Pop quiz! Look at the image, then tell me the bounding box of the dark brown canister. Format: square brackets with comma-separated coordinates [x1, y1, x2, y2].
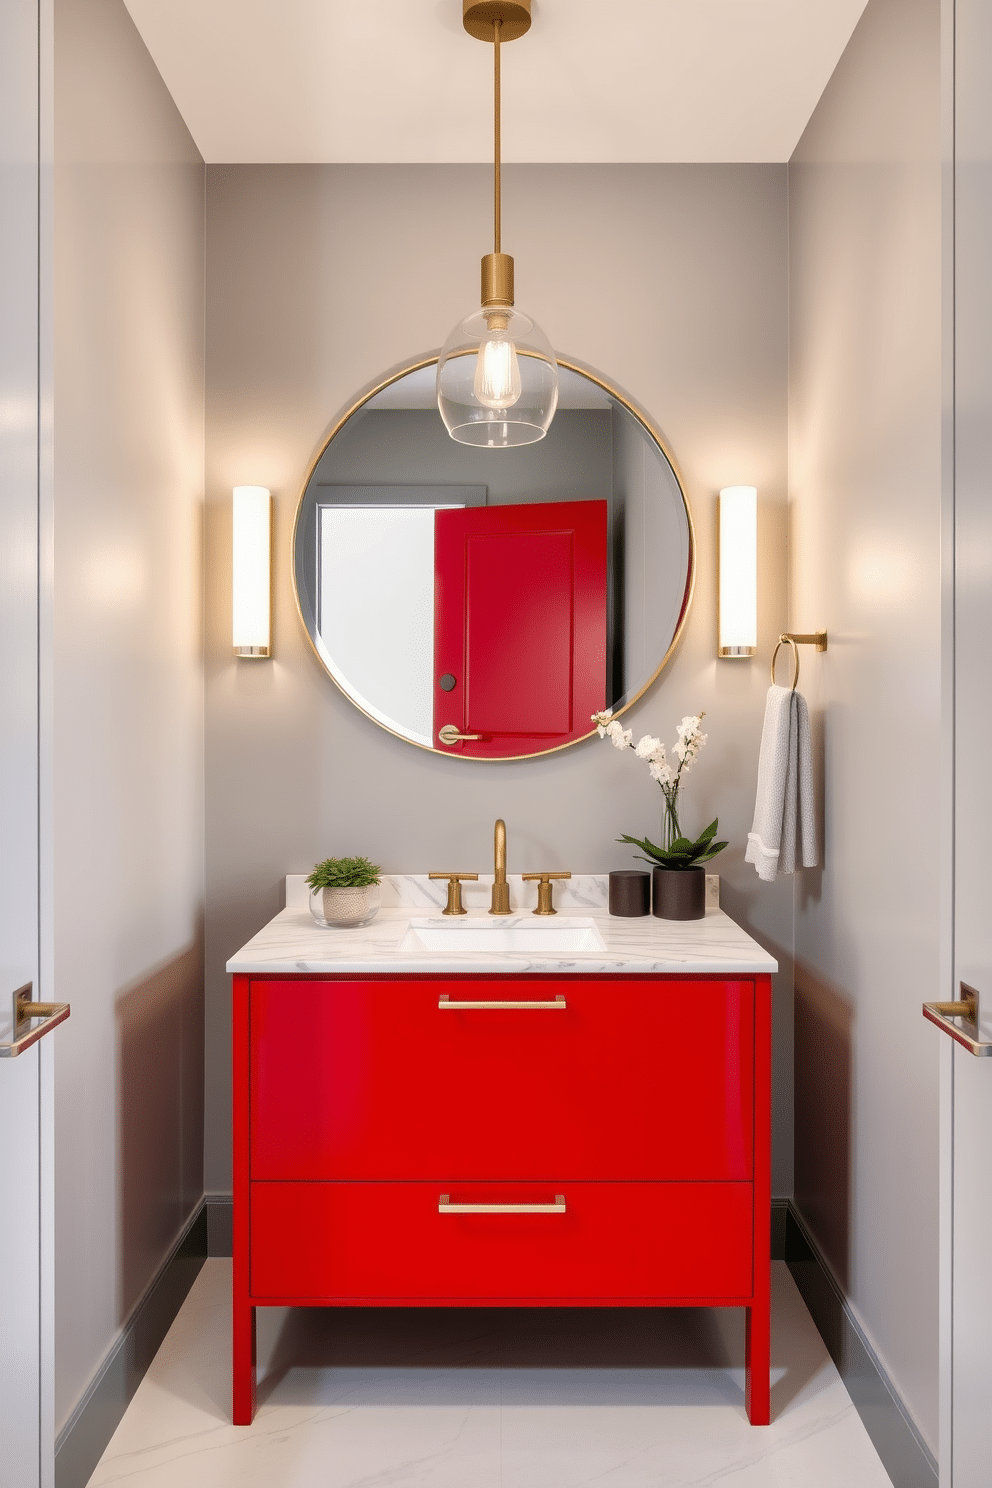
[652, 865, 706, 921]
[608, 869, 651, 917]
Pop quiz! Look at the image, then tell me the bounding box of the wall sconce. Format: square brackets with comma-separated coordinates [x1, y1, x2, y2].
[718, 486, 757, 658]
[232, 485, 271, 658]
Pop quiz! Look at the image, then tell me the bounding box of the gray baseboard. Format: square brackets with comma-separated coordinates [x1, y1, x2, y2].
[206, 1191, 233, 1257]
[55, 1200, 207, 1488]
[784, 1202, 937, 1488]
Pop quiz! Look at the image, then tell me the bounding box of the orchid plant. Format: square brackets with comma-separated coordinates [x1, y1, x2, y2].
[592, 709, 728, 872]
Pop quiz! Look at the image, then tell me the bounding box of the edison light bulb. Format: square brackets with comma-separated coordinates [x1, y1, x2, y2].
[474, 327, 522, 410]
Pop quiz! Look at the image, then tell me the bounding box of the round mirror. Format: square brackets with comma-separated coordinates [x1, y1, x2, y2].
[293, 357, 694, 760]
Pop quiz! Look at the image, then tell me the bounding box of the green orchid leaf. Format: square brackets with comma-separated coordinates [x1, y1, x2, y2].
[697, 819, 719, 843]
[618, 833, 668, 862]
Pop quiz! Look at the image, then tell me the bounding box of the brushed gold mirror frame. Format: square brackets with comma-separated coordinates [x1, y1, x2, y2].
[292, 352, 697, 761]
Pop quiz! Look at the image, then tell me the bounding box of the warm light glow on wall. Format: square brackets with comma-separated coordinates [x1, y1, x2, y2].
[718, 486, 757, 657]
[232, 486, 271, 657]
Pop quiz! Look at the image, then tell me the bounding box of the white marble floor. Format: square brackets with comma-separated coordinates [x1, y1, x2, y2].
[87, 1260, 893, 1487]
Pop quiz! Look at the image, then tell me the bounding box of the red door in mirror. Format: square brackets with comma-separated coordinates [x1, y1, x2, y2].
[433, 500, 607, 758]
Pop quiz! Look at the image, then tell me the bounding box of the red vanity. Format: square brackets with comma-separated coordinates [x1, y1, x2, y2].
[229, 880, 775, 1427]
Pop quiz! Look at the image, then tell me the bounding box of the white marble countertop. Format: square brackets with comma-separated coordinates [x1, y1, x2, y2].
[226, 875, 778, 977]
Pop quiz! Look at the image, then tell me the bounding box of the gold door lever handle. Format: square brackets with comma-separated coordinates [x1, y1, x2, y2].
[0, 984, 71, 1059]
[439, 1194, 566, 1214]
[923, 984, 992, 1056]
[438, 724, 483, 747]
[438, 993, 566, 1010]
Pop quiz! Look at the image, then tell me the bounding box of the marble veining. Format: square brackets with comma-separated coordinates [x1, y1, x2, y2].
[227, 897, 778, 976]
[86, 1260, 894, 1488]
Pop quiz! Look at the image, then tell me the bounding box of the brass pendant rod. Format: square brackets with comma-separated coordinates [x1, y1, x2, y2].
[493, 17, 502, 254]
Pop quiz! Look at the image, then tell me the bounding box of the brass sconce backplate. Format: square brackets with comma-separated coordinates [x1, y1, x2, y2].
[463, 1, 531, 42]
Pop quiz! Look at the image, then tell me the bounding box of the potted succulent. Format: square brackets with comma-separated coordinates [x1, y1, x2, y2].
[593, 710, 727, 920]
[306, 855, 382, 928]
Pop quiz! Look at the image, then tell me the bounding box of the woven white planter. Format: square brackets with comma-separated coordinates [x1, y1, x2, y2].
[309, 883, 381, 928]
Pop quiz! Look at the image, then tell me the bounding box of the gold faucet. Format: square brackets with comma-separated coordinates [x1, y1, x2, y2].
[490, 818, 511, 915]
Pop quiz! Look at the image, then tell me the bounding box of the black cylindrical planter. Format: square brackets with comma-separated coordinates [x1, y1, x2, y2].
[608, 869, 650, 917]
[652, 866, 705, 921]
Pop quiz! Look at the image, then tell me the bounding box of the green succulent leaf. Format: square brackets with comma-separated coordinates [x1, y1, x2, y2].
[306, 855, 382, 889]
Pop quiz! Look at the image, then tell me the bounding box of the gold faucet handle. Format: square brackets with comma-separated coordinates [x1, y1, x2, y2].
[521, 871, 572, 916]
[428, 872, 479, 916]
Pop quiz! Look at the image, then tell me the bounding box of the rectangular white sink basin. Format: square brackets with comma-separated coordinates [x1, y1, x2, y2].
[399, 915, 606, 955]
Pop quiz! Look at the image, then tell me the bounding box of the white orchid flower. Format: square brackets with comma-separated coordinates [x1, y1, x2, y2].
[594, 705, 708, 832]
[605, 720, 632, 749]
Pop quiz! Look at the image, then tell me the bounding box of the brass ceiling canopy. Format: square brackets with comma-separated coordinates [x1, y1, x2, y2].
[462, 1, 532, 43]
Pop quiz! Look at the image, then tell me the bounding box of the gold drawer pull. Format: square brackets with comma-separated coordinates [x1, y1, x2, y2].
[438, 993, 566, 1010]
[438, 1194, 566, 1214]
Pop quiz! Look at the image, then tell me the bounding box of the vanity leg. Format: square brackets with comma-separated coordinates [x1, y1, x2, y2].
[233, 1299, 256, 1425]
[745, 1299, 770, 1425]
[746, 971, 772, 1425]
[232, 973, 255, 1423]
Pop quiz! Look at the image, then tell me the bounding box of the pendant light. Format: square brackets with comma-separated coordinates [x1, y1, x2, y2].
[437, 1, 559, 448]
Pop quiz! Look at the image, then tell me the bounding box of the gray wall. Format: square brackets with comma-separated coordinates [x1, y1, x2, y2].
[788, 0, 942, 1451]
[612, 402, 692, 704]
[204, 162, 794, 1195]
[312, 406, 614, 504]
[53, 0, 205, 1433]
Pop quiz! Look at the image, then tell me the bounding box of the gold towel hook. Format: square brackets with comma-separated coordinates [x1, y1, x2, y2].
[770, 631, 828, 690]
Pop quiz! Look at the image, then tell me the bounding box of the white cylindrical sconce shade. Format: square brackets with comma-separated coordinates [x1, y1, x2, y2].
[718, 486, 757, 658]
[233, 486, 271, 657]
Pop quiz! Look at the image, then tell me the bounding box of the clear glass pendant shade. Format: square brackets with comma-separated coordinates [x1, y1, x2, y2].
[438, 306, 558, 448]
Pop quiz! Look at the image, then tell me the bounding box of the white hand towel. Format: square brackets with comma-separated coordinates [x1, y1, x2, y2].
[745, 685, 792, 882]
[746, 685, 818, 882]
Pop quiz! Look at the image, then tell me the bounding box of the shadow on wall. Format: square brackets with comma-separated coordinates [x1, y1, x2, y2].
[793, 961, 852, 1291]
[117, 934, 205, 1320]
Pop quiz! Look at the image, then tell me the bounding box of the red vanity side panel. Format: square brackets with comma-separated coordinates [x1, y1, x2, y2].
[249, 978, 753, 1183]
[249, 1181, 753, 1303]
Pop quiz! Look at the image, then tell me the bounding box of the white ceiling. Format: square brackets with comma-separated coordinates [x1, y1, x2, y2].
[121, 0, 869, 165]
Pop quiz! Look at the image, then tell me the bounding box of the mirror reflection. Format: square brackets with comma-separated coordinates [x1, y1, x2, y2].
[293, 362, 694, 759]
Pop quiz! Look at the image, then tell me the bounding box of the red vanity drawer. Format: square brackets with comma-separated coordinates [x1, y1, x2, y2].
[250, 978, 753, 1183]
[249, 1181, 754, 1302]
